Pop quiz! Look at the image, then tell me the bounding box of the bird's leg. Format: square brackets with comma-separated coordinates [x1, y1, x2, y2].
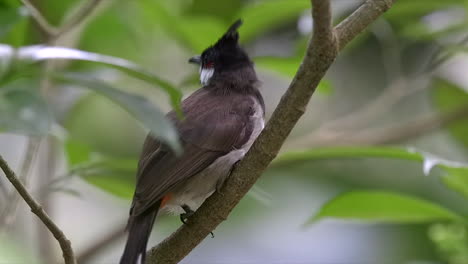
[179, 204, 215, 238]
[180, 204, 194, 225]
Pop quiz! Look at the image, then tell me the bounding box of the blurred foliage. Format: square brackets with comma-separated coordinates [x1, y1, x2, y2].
[65, 94, 144, 157]
[0, 78, 51, 135]
[430, 223, 468, 264]
[0, 237, 39, 264]
[432, 78, 468, 148]
[58, 73, 181, 152]
[311, 190, 463, 224]
[1, 0, 468, 263]
[443, 168, 468, 199]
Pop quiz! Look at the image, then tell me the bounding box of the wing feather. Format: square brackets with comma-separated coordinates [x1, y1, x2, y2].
[130, 88, 258, 216]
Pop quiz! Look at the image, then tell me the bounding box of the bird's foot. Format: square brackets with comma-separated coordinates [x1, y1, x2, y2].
[180, 204, 194, 225]
[179, 204, 214, 238]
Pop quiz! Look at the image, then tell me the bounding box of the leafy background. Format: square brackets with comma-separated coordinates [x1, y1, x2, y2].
[1, 0, 468, 263]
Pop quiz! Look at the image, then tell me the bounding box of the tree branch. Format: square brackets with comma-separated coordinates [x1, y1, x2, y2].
[20, 0, 58, 36]
[0, 154, 77, 264]
[285, 77, 428, 149]
[322, 104, 468, 146]
[146, 0, 397, 263]
[0, 138, 41, 231]
[20, 0, 103, 41]
[335, 0, 394, 51]
[52, 0, 104, 40]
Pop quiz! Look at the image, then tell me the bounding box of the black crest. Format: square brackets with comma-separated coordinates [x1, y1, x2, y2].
[214, 19, 243, 48]
[189, 19, 251, 73]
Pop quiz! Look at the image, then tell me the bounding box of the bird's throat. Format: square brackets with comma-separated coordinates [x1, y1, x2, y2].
[200, 67, 214, 86]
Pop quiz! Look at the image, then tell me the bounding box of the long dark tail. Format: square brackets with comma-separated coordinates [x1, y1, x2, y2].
[120, 205, 160, 264]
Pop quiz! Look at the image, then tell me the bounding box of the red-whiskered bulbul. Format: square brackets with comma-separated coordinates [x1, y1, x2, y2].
[120, 19, 265, 264]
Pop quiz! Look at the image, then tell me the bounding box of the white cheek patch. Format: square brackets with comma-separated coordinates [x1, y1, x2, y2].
[199, 67, 214, 86]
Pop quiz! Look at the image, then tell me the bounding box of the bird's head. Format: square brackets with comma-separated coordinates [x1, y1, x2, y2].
[189, 19, 252, 86]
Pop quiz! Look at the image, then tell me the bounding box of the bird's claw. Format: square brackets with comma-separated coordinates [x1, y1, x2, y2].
[179, 204, 215, 238]
[180, 204, 194, 225]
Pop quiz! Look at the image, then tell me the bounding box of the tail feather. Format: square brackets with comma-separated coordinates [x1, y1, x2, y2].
[120, 206, 159, 264]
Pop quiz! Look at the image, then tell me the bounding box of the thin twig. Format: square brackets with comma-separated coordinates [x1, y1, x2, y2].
[335, 0, 393, 51]
[20, 0, 58, 36]
[427, 34, 468, 71]
[0, 138, 41, 231]
[286, 77, 428, 148]
[53, 0, 104, 40]
[0, 154, 77, 264]
[20, 0, 104, 41]
[325, 104, 468, 146]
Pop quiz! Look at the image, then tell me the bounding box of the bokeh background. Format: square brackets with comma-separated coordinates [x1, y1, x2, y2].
[1, 0, 468, 263]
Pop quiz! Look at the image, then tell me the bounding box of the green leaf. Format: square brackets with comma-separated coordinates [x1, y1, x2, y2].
[63, 138, 138, 198]
[442, 168, 468, 199]
[429, 223, 468, 263]
[64, 139, 93, 166]
[274, 146, 468, 198]
[0, 79, 52, 135]
[55, 73, 181, 153]
[274, 146, 468, 172]
[0, 6, 26, 40]
[0, 44, 182, 111]
[237, 0, 310, 42]
[83, 171, 134, 199]
[309, 191, 463, 225]
[65, 93, 146, 156]
[274, 146, 424, 166]
[80, 158, 137, 199]
[431, 78, 468, 148]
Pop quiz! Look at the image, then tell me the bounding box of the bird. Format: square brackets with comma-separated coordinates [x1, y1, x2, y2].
[120, 19, 265, 264]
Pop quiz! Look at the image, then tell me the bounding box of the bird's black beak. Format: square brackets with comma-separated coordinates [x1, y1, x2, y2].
[188, 55, 201, 65]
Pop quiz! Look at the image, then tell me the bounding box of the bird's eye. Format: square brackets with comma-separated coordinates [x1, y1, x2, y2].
[205, 61, 214, 68]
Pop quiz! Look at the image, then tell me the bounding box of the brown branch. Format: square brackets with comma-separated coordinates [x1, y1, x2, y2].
[335, 0, 394, 51]
[20, 0, 104, 40]
[20, 0, 58, 36]
[0, 154, 76, 264]
[145, 0, 400, 263]
[52, 0, 104, 40]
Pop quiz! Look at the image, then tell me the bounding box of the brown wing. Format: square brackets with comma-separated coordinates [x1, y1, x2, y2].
[130, 89, 257, 216]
